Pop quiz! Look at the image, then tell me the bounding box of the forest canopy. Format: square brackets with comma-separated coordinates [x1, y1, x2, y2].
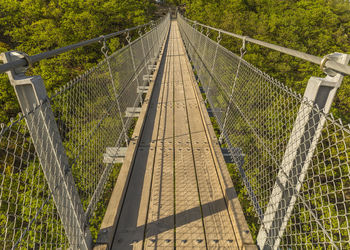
[1, 0, 349, 124]
[0, 0, 158, 124]
[178, 0, 350, 123]
[1, 0, 350, 246]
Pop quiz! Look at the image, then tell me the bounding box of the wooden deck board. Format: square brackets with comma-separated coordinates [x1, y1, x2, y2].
[177, 31, 239, 249]
[111, 27, 169, 250]
[108, 20, 256, 250]
[144, 25, 174, 249]
[171, 23, 207, 248]
[172, 22, 238, 249]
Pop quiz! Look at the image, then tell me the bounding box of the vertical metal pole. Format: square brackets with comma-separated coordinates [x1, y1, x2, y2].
[219, 43, 246, 144]
[139, 29, 151, 80]
[154, 20, 161, 59]
[204, 32, 221, 104]
[193, 27, 206, 82]
[149, 21, 157, 61]
[257, 53, 350, 249]
[198, 29, 210, 93]
[1, 51, 92, 249]
[101, 42, 129, 147]
[82, 43, 129, 220]
[191, 22, 199, 65]
[145, 26, 152, 66]
[196, 26, 204, 58]
[201, 28, 210, 59]
[126, 33, 143, 106]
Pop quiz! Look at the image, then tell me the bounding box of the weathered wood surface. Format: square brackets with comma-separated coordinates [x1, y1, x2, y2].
[102, 20, 256, 250]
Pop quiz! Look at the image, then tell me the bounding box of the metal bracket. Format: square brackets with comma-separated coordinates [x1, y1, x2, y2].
[0, 51, 92, 249]
[143, 74, 153, 82]
[321, 52, 349, 78]
[1, 51, 29, 79]
[257, 52, 350, 249]
[1, 52, 47, 113]
[125, 107, 142, 118]
[103, 147, 128, 164]
[137, 85, 149, 94]
[138, 29, 143, 38]
[320, 53, 343, 77]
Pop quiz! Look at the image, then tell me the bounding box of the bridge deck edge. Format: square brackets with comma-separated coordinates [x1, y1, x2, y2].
[93, 33, 169, 249]
[180, 34, 257, 249]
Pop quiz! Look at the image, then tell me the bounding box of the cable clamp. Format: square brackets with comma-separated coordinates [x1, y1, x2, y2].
[126, 30, 131, 44]
[18, 51, 32, 68]
[320, 55, 330, 72]
[217, 31, 222, 43]
[10, 51, 32, 68]
[320, 54, 338, 77]
[6, 51, 33, 74]
[99, 35, 109, 57]
[206, 27, 210, 37]
[240, 36, 248, 55]
[193, 21, 197, 29]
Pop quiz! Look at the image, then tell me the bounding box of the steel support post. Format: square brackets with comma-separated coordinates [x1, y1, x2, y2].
[257, 53, 350, 249]
[154, 21, 161, 59]
[193, 28, 206, 83]
[145, 27, 152, 66]
[1, 51, 92, 250]
[196, 27, 203, 59]
[84, 48, 129, 220]
[204, 34, 220, 104]
[127, 39, 142, 106]
[104, 53, 129, 146]
[139, 30, 151, 81]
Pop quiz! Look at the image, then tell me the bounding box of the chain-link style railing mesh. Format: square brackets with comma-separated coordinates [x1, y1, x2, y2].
[280, 117, 350, 248]
[178, 14, 350, 249]
[0, 14, 170, 248]
[50, 16, 169, 219]
[0, 117, 69, 249]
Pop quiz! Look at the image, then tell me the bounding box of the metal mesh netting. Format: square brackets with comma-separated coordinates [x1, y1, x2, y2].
[50, 15, 169, 219]
[0, 14, 170, 248]
[0, 115, 69, 249]
[178, 14, 350, 249]
[281, 117, 350, 248]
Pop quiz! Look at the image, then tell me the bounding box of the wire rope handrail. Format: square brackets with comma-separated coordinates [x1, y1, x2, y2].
[177, 12, 350, 249]
[179, 13, 350, 76]
[0, 15, 168, 74]
[0, 13, 171, 249]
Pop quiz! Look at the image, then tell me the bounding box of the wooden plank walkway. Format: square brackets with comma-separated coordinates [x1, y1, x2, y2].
[97, 20, 256, 250]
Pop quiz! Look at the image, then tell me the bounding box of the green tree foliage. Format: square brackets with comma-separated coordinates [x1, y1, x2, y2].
[0, 0, 158, 245]
[179, 0, 350, 244]
[181, 0, 350, 122]
[0, 0, 157, 124]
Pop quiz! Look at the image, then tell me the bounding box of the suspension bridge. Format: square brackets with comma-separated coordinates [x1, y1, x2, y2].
[1, 11, 350, 249]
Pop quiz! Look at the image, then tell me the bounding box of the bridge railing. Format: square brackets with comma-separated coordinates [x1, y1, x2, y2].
[0, 13, 170, 249]
[178, 13, 350, 249]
